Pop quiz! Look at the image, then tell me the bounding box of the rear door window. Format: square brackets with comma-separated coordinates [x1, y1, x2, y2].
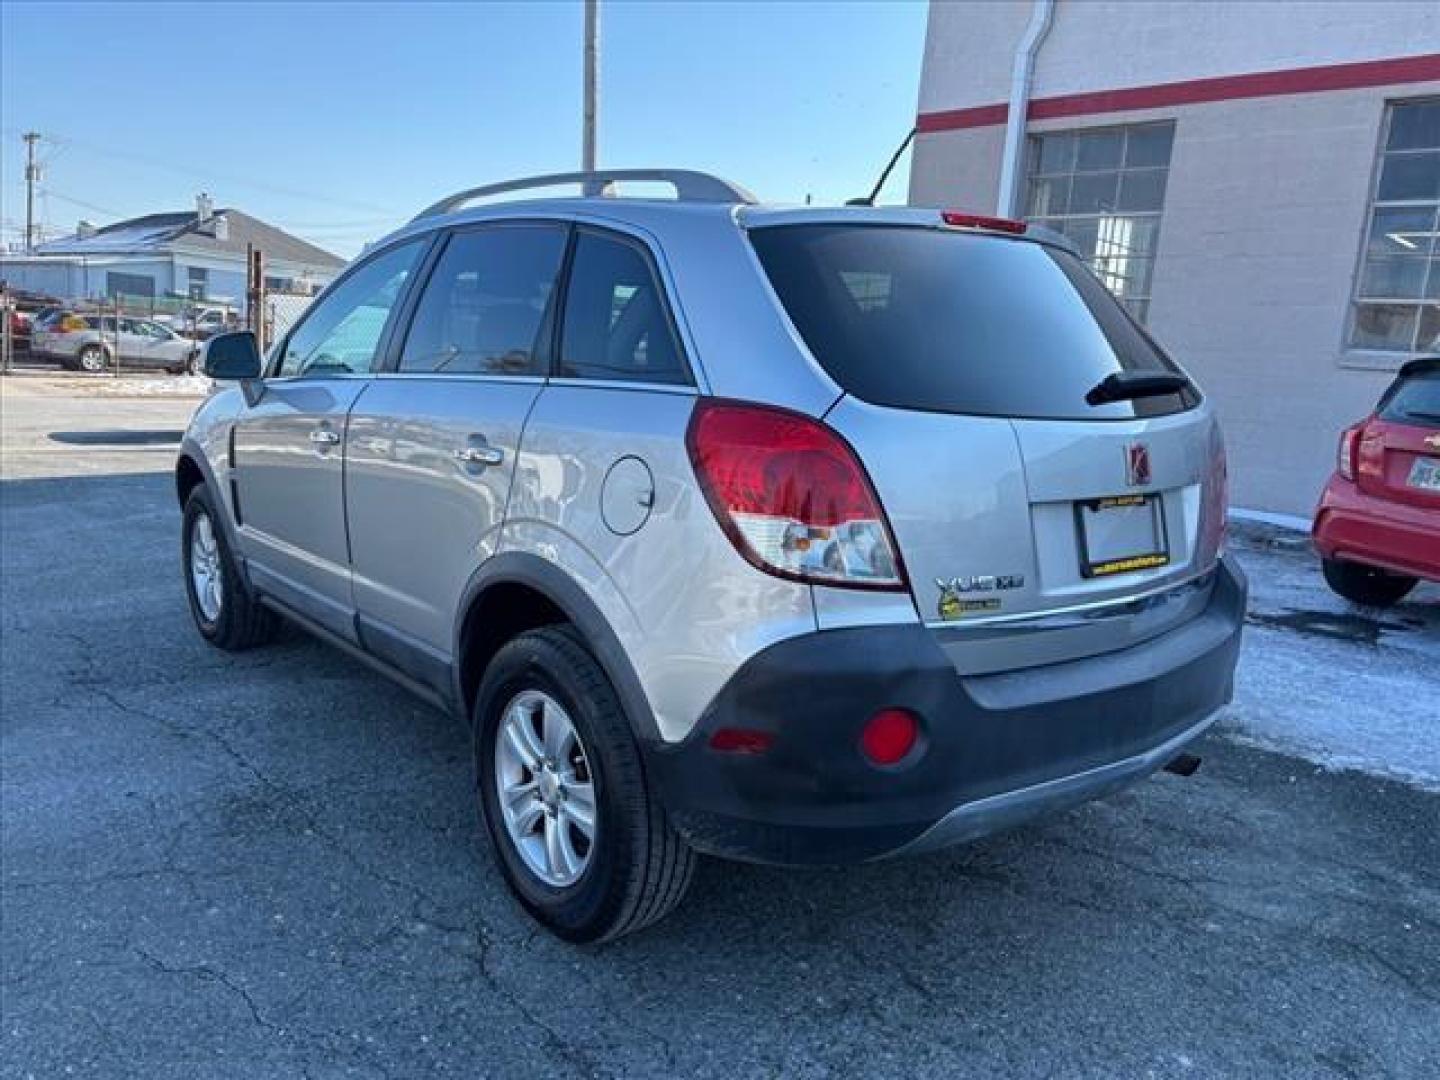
[398, 224, 567, 376]
[1378, 365, 1440, 426]
[749, 224, 1195, 420]
[558, 231, 689, 385]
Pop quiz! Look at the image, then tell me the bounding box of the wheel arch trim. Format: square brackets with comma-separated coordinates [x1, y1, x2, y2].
[176, 438, 249, 588]
[452, 551, 662, 745]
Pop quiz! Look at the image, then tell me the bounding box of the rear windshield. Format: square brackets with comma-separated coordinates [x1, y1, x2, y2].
[1378, 366, 1440, 427]
[749, 224, 1196, 420]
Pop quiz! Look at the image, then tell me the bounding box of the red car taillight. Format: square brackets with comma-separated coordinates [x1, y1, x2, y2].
[941, 210, 1027, 234]
[1338, 424, 1361, 481]
[686, 400, 906, 591]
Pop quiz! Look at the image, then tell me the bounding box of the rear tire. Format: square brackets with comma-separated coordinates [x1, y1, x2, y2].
[77, 344, 108, 373]
[182, 483, 277, 650]
[1321, 557, 1417, 607]
[475, 625, 695, 943]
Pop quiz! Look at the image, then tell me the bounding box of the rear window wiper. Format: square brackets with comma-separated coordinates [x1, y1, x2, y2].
[1401, 408, 1440, 423]
[1086, 371, 1191, 407]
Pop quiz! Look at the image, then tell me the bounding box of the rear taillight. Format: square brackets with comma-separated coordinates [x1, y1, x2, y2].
[686, 400, 906, 591]
[1338, 424, 1361, 481]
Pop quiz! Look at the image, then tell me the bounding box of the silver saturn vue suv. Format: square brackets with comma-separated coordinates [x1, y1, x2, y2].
[177, 169, 1245, 942]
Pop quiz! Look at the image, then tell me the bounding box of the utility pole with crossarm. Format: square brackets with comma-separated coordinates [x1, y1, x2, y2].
[23, 131, 42, 253]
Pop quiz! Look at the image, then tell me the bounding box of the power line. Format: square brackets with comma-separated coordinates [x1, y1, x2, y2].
[61, 131, 399, 215]
[4, 125, 399, 217]
[35, 187, 124, 219]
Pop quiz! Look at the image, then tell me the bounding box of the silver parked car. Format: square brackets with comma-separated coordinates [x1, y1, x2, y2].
[176, 169, 1245, 942]
[33, 313, 201, 373]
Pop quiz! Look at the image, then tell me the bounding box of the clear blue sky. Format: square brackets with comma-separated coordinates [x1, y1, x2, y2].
[1, 1, 927, 258]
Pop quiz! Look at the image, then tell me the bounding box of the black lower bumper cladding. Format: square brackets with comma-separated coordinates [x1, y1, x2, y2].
[645, 559, 1247, 865]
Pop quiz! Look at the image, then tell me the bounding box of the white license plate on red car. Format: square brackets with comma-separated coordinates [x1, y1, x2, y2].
[1074, 494, 1170, 578]
[1408, 456, 1440, 493]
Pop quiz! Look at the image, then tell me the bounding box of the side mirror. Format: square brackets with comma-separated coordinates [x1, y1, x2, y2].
[202, 331, 262, 380]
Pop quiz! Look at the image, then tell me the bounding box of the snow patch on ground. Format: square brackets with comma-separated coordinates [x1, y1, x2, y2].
[1220, 535, 1440, 792]
[91, 374, 214, 396]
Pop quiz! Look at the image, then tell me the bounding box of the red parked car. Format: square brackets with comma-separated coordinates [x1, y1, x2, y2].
[1314, 357, 1440, 606]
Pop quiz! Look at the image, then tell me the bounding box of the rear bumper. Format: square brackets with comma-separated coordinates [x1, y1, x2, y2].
[647, 558, 1246, 865]
[1313, 474, 1440, 581]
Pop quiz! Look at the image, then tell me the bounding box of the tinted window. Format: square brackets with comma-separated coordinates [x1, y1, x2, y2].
[278, 240, 424, 377]
[1379, 366, 1440, 425]
[399, 225, 566, 375]
[749, 224, 1194, 420]
[559, 232, 688, 385]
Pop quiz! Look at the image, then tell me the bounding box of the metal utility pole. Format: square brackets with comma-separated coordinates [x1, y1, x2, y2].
[582, 0, 599, 174]
[23, 132, 42, 253]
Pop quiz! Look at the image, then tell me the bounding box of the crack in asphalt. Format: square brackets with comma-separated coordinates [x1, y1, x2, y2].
[135, 947, 279, 1035]
[71, 669, 613, 1077]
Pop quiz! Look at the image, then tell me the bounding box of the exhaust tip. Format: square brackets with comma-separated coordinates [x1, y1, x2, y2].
[1163, 752, 1202, 778]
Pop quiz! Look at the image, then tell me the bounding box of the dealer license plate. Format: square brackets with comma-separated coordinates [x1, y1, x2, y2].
[1075, 494, 1170, 578]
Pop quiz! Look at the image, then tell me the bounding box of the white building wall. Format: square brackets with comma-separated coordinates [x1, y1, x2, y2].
[910, 0, 1440, 517]
[918, 1, 1433, 114]
[0, 257, 174, 300]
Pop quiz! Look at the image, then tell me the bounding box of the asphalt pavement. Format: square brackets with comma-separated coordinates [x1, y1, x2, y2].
[2, 377, 1437, 1079]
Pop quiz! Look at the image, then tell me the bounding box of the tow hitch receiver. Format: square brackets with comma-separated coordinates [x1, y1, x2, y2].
[1163, 752, 1202, 777]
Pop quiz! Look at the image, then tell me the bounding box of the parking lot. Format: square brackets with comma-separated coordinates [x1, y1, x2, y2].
[2, 376, 1437, 1079]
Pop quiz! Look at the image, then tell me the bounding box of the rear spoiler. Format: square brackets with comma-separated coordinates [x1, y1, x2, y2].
[1398, 355, 1439, 378]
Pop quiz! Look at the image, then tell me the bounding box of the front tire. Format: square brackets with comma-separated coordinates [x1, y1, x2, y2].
[1321, 557, 1417, 607]
[475, 626, 695, 943]
[182, 484, 277, 650]
[76, 344, 108, 373]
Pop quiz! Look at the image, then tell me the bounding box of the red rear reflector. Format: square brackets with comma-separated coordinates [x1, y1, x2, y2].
[859, 708, 920, 766]
[709, 728, 775, 755]
[941, 211, 1027, 234]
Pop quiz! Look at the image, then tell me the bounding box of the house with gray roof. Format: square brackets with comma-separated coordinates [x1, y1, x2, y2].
[0, 194, 346, 308]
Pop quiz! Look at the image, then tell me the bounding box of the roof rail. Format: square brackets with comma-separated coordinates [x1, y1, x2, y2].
[411, 169, 756, 222]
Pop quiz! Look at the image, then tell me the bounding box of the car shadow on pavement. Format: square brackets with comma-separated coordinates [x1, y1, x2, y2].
[48, 429, 184, 446]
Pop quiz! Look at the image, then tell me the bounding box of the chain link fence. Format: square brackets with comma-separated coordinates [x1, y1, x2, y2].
[265, 291, 316, 347]
[2, 265, 320, 376]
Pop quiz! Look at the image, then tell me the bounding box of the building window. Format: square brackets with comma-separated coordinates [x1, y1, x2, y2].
[187, 266, 208, 300]
[1024, 122, 1175, 322]
[106, 271, 154, 299]
[1349, 99, 1440, 354]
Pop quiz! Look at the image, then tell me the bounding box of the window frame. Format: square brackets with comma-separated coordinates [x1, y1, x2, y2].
[550, 223, 697, 391]
[1343, 96, 1440, 365]
[380, 218, 572, 382]
[1021, 120, 1176, 323]
[266, 232, 437, 381]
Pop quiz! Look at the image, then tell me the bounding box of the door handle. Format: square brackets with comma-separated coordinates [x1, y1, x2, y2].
[454, 444, 505, 467]
[308, 429, 341, 446]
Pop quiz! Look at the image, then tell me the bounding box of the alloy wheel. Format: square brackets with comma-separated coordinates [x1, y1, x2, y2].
[189, 511, 223, 622]
[494, 689, 597, 887]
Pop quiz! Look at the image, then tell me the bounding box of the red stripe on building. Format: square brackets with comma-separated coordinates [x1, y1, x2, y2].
[916, 102, 1009, 133]
[917, 52, 1440, 133]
